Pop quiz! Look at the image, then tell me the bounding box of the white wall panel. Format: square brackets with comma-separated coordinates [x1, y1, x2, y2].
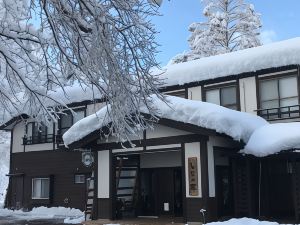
[239, 77, 258, 114]
[184, 142, 202, 198]
[98, 150, 110, 198]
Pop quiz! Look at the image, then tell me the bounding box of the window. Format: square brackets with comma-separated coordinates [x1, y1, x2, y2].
[75, 174, 86, 184]
[24, 122, 54, 145]
[59, 109, 85, 135]
[205, 85, 238, 110]
[32, 178, 50, 199]
[259, 75, 299, 119]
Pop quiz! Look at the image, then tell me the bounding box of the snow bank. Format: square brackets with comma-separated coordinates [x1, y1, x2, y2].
[159, 38, 300, 87]
[0, 131, 10, 205]
[63, 95, 267, 146]
[241, 123, 300, 157]
[0, 206, 84, 223]
[207, 218, 281, 225]
[64, 216, 85, 224]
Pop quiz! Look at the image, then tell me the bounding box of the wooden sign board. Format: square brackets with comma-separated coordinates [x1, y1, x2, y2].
[188, 157, 199, 196]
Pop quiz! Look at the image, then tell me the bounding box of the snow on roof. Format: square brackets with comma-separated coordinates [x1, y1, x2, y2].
[47, 83, 102, 106]
[63, 95, 267, 147]
[241, 122, 300, 157]
[160, 37, 300, 87]
[0, 83, 102, 127]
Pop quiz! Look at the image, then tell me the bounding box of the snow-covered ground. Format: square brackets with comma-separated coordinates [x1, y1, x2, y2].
[0, 206, 84, 224]
[0, 131, 10, 205]
[207, 218, 289, 225]
[104, 218, 292, 225]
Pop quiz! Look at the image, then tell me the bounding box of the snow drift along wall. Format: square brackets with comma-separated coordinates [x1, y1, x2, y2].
[0, 131, 10, 206]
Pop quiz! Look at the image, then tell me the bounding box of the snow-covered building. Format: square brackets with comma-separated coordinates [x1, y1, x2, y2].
[2, 37, 300, 223]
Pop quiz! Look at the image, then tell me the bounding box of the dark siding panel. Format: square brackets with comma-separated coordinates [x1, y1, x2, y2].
[97, 198, 112, 219]
[9, 151, 92, 210]
[186, 198, 204, 222]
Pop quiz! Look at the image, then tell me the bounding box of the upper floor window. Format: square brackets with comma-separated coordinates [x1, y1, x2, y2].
[24, 122, 53, 145]
[59, 109, 85, 135]
[258, 75, 299, 120]
[205, 84, 238, 110]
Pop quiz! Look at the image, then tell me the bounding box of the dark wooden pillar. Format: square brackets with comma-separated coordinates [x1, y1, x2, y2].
[292, 161, 300, 222]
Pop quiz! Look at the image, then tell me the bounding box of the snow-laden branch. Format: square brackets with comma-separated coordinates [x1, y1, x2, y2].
[0, 0, 163, 143]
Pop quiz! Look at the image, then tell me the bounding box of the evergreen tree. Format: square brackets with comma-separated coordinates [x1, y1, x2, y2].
[170, 0, 262, 64]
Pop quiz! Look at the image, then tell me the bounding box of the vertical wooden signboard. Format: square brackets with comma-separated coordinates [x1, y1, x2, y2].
[188, 157, 199, 196]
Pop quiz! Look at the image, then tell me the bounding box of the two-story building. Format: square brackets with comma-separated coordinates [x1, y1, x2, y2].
[2, 37, 300, 223]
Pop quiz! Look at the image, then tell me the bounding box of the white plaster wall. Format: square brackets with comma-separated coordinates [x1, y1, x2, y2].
[146, 124, 190, 139]
[188, 86, 202, 101]
[146, 143, 181, 150]
[25, 143, 53, 152]
[185, 142, 202, 198]
[239, 77, 258, 114]
[86, 102, 105, 116]
[12, 122, 25, 153]
[98, 150, 110, 198]
[140, 150, 181, 168]
[207, 136, 240, 197]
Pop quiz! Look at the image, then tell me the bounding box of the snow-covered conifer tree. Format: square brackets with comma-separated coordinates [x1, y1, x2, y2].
[170, 0, 261, 64]
[0, 0, 163, 142]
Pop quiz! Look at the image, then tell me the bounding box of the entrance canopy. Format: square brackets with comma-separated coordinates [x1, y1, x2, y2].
[63, 95, 267, 148]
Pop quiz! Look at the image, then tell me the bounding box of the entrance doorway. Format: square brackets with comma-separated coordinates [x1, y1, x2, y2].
[10, 176, 24, 210]
[113, 150, 183, 219]
[139, 167, 183, 217]
[214, 150, 234, 219]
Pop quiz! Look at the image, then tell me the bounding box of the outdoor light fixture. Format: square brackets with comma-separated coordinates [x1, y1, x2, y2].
[149, 0, 163, 7]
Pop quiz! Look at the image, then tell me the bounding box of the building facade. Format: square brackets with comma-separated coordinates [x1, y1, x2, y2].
[2, 38, 300, 223]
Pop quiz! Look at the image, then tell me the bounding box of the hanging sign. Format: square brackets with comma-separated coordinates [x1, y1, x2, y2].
[188, 157, 199, 196]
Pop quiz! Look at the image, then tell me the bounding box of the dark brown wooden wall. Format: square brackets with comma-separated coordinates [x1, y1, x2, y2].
[8, 150, 92, 210]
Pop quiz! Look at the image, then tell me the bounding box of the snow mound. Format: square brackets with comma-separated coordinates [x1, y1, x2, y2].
[241, 123, 300, 157]
[64, 216, 85, 224]
[0, 131, 10, 205]
[0, 206, 84, 223]
[159, 37, 300, 87]
[207, 218, 281, 225]
[63, 95, 267, 146]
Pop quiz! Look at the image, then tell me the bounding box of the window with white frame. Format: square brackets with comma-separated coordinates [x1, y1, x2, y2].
[74, 174, 86, 184]
[205, 85, 238, 110]
[259, 75, 299, 110]
[32, 178, 50, 199]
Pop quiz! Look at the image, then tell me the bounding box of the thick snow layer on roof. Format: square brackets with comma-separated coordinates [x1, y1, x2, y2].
[47, 83, 102, 106]
[160, 38, 300, 87]
[1, 83, 102, 127]
[63, 95, 267, 146]
[241, 123, 300, 157]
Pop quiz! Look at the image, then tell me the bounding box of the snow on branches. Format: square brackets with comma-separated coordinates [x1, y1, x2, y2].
[170, 0, 262, 64]
[0, 0, 163, 142]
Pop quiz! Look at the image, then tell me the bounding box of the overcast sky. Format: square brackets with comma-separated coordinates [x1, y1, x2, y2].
[152, 0, 300, 66]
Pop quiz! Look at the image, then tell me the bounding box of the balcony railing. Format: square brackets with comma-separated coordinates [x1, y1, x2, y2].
[257, 104, 300, 120]
[23, 134, 54, 145]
